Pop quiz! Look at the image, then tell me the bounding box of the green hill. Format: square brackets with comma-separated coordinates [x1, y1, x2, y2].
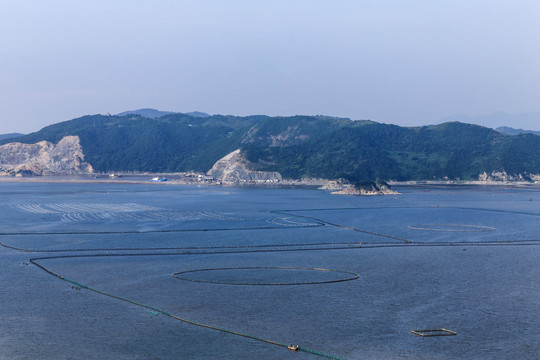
[3, 113, 540, 182]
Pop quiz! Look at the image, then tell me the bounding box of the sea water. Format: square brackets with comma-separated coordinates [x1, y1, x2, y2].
[1, 182, 539, 359]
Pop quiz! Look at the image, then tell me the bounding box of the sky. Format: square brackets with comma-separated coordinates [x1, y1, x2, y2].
[1, 0, 540, 134]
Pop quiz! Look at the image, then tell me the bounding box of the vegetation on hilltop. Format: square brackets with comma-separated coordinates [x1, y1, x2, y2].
[2, 114, 540, 182]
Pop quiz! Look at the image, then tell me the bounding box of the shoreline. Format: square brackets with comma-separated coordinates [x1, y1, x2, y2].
[388, 180, 540, 187]
[1, 175, 539, 189]
[0, 175, 325, 188]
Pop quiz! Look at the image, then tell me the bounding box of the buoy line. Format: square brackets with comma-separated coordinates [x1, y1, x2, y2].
[271, 210, 413, 243]
[0, 238, 378, 254]
[29, 255, 349, 360]
[0, 221, 324, 237]
[407, 224, 496, 232]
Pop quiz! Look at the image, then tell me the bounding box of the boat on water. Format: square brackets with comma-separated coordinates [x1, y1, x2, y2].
[150, 176, 167, 182]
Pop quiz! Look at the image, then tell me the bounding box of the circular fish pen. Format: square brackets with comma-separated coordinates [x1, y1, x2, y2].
[172, 266, 360, 286]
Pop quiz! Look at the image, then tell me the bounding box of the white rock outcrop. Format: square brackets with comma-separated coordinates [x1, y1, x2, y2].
[331, 182, 399, 196]
[207, 149, 282, 183]
[0, 136, 93, 176]
[478, 170, 538, 183]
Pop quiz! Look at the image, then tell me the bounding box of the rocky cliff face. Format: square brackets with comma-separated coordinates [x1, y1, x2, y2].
[0, 136, 93, 176]
[207, 149, 282, 182]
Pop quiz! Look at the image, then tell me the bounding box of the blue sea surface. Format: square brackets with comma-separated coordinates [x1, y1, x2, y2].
[1, 182, 539, 359]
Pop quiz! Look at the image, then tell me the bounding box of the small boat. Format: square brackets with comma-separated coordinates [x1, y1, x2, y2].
[150, 177, 168, 182]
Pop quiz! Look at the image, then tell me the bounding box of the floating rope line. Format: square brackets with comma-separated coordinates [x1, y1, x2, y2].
[407, 224, 496, 232]
[172, 267, 360, 286]
[2, 223, 540, 255]
[0, 239, 377, 254]
[274, 205, 540, 218]
[29, 256, 349, 360]
[438, 206, 540, 218]
[0, 221, 324, 237]
[271, 210, 413, 243]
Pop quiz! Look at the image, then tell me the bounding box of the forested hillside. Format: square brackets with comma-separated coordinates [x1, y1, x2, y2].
[3, 113, 540, 182]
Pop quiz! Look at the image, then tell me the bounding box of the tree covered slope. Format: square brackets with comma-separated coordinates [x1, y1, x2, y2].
[2, 113, 539, 182]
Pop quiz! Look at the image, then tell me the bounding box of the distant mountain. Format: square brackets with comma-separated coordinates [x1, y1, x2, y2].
[439, 112, 540, 131]
[116, 108, 176, 118]
[116, 108, 210, 119]
[0, 133, 24, 141]
[495, 126, 540, 136]
[185, 111, 210, 118]
[2, 114, 540, 182]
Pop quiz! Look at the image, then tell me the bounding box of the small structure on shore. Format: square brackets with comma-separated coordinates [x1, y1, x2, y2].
[150, 176, 167, 182]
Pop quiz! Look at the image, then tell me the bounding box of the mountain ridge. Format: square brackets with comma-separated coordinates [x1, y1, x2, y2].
[116, 108, 210, 118]
[0, 133, 24, 141]
[495, 126, 540, 136]
[1, 113, 539, 183]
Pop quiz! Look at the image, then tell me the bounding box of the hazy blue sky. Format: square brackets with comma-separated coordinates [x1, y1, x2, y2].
[1, 0, 539, 133]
